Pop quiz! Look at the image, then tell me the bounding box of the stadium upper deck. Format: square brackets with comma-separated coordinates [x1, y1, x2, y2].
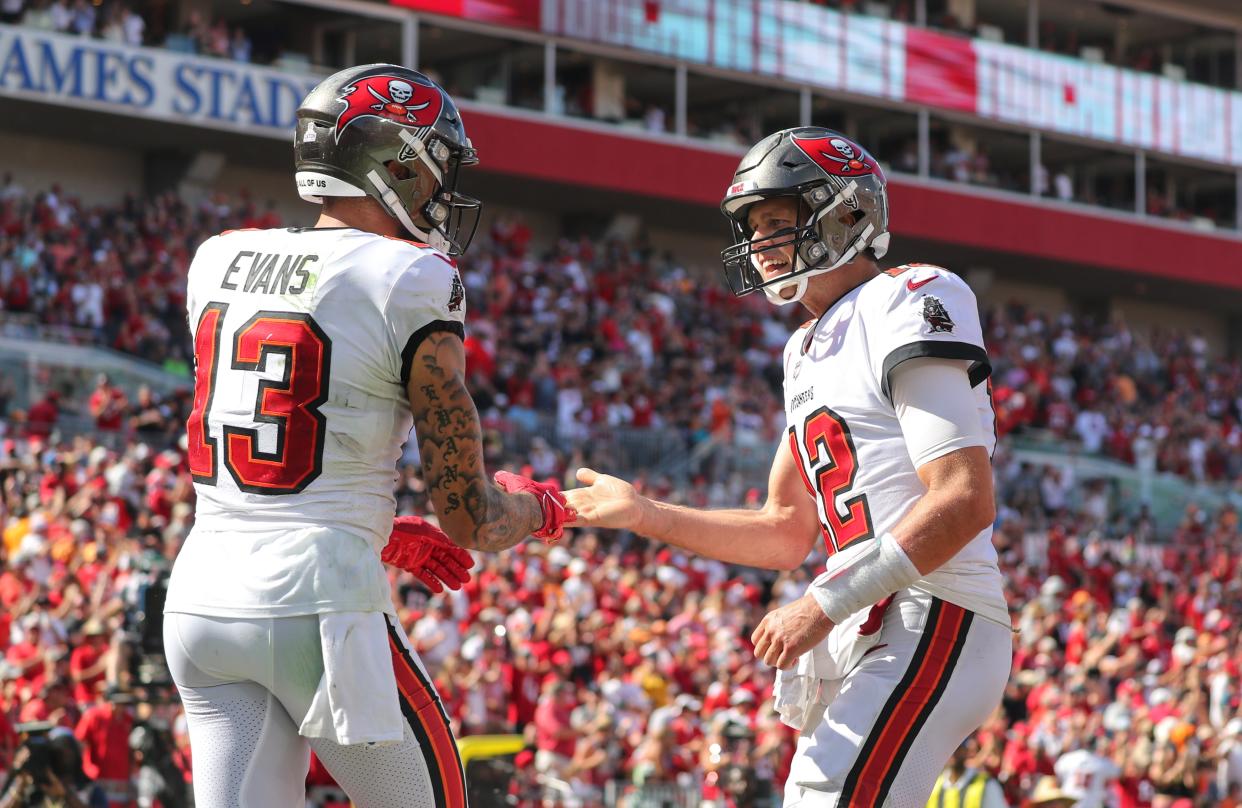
[2, 0, 1241, 347]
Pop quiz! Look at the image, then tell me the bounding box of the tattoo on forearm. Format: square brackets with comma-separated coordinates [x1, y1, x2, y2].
[410, 331, 542, 551]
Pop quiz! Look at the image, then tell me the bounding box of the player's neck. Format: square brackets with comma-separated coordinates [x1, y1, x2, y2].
[315, 199, 402, 238]
[799, 259, 881, 318]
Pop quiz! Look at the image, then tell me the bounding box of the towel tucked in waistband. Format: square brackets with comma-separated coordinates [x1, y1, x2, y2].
[299, 611, 405, 746]
[772, 594, 893, 733]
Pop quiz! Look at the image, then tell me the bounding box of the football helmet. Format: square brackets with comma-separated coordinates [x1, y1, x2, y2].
[294, 64, 480, 256]
[720, 127, 890, 305]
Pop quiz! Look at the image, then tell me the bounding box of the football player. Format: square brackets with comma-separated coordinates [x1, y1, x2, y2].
[566, 128, 1011, 807]
[163, 64, 570, 808]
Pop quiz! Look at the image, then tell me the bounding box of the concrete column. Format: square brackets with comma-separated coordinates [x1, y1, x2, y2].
[1030, 131, 1041, 196]
[917, 108, 930, 178]
[343, 30, 357, 68]
[544, 41, 556, 115]
[1235, 169, 1242, 230]
[1236, 32, 1242, 89]
[1135, 150, 1146, 215]
[799, 87, 811, 127]
[403, 15, 418, 70]
[675, 64, 687, 136]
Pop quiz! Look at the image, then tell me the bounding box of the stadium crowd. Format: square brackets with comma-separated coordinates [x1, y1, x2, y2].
[1, 181, 1240, 486]
[1, 183, 1242, 806]
[5, 0, 256, 65]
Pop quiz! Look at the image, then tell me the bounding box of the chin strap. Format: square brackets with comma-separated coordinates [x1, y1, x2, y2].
[365, 169, 451, 252]
[759, 181, 881, 305]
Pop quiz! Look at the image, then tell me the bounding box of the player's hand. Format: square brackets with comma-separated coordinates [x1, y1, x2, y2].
[382, 515, 474, 593]
[493, 471, 574, 542]
[564, 468, 645, 531]
[751, 594, 835, 671]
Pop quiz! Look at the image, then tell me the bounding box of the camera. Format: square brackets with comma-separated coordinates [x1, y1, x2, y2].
[123, 542, 172, 686]
[16, 735, 56, 788]
[718, 723, 765, 808]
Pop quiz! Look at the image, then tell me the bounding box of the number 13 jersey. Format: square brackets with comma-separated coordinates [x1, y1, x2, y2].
[166, 227, 465, 618]
[783, 265, 1009, 628]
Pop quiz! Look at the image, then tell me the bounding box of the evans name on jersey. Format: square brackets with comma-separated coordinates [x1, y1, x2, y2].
[221, 249, 318, 295]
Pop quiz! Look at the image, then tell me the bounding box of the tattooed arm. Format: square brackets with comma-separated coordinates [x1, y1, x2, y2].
[406, 329, 543, 552]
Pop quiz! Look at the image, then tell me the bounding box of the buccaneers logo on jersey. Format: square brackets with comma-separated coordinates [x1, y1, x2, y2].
[448, 272, 465, 312]
[334, 75, 444, 141]
[792, 135, 882, 179]
[922, 295, 955, 333]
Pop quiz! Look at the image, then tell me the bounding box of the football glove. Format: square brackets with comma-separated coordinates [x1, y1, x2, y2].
[383, 515, 474, 593]
[493, 471, 574, 542]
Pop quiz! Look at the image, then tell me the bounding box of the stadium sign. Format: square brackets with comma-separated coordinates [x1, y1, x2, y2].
[0, 25, 320, 138]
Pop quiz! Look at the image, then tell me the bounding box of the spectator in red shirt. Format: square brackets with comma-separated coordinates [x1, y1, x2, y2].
[26, 391, 60, 439]
[70, 621, 111, 705]
[0, 710, 16, 771]
[533, 679, 577, 784]
[89, 375, 128, 433]
[19, 679, 74, 728]
[75, 687, 135, 807]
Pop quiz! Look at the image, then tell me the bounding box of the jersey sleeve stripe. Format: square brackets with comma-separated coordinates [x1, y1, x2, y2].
[879, 340, 991, 402]
[400, 320, 466, 387]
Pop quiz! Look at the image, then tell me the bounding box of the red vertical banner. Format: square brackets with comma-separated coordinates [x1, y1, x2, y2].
[904, 27, 978, 113]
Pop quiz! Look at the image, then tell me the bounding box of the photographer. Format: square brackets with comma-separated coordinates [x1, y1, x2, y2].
[129, 724, 186, 808]
[0, 726, 105, 808]
[119, 531, 171, 687]
[702, 718, 772, 808]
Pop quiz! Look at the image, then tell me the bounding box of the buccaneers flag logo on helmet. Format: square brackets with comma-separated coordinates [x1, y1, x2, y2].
[334, 75, 444, 141]
[792, 135, 882, 179]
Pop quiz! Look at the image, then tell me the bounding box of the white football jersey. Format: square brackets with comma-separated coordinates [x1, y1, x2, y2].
[783, 265, 1009, 627]
[1054, 750, 1120, 808]
[165, 227, 466, 618]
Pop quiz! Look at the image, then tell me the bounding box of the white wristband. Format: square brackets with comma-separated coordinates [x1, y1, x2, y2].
[809, 533, 921, 624]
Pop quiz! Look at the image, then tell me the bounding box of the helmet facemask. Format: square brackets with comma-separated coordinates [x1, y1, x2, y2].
[721, 180, 890, 305]
[367, 129, 481, 256]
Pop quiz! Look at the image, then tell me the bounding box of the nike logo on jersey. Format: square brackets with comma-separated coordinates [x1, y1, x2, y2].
[906, 276, 936, 291]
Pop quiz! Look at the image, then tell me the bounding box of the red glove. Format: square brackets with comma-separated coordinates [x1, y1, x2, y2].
[493, 471, 575, 542]
[382, 515, 474, 593]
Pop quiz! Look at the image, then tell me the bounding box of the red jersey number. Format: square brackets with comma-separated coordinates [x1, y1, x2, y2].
[187, 307, 332, 495]
[793, 406, 874, 553]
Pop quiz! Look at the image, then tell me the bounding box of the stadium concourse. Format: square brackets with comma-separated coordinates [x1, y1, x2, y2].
[1, 184, 1241, 807]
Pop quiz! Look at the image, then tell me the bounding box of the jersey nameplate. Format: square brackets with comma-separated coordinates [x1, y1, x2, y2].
[222, 251, 319, 295]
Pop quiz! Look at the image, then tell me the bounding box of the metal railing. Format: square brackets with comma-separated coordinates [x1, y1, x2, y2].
[0, 329, 189, 414]
[1006, 435, 1242, 533]
[2, 330, 1235, 534]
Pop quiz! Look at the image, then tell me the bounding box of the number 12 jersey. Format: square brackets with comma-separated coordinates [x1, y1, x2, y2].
[783, 265, 1009, 628]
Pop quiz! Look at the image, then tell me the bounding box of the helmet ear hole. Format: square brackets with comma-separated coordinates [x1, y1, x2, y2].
[385, 160, 413, 182]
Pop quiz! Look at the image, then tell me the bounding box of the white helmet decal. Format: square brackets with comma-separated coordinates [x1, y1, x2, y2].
[388, 80, 413, 104]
